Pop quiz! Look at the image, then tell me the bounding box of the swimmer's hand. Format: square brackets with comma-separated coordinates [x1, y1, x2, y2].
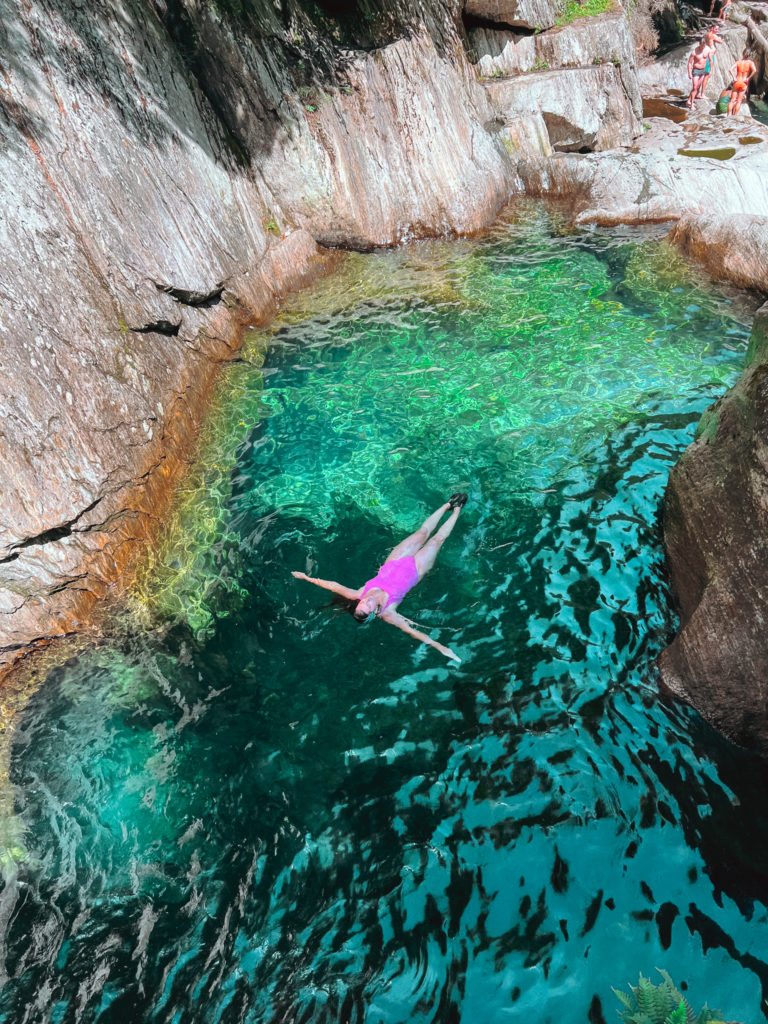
[381, 610, 461, 664]
[437, 643, 461, 663]
[291, 570, 309, 580]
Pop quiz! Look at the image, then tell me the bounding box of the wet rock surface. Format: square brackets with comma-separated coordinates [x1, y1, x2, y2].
[659, 303, 768, 753]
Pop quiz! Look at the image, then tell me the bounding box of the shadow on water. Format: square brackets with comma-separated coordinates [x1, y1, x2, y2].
[0, 205, 765, 1023]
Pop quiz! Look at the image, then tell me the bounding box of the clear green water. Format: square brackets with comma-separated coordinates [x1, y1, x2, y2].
[2, 206, 767, 1023]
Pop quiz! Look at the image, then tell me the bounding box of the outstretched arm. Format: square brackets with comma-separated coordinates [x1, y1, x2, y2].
[381, 610, 461, 663]
[291, 571, 360, 601]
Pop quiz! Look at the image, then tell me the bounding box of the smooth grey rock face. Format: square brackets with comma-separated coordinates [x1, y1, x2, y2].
[518, 114, 768, 221]
[471, 12, 642, 156]
[465, 0, 564, 31]
[471, 10, 642, 117]
[670, 213, 768, 292]
[0, 0, 283, 662]
[484, 64, 641, 152]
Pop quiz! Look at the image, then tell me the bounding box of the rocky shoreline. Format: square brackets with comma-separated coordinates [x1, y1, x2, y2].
[1, 0, 768, 749]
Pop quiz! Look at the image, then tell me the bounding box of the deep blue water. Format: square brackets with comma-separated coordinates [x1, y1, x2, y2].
[0, 208, 766, 1024]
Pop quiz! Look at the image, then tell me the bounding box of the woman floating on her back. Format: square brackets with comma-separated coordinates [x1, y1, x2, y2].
[291, 494, 468, 662]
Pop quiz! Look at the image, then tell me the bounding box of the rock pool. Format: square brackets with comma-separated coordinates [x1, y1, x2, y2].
[1, 205, 766, 1024]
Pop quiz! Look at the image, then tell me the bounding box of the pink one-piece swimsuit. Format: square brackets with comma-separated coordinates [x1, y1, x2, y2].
[361, 556, 419, 608]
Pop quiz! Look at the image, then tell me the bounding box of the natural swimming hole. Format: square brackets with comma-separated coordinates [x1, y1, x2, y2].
[3, 204, 768, 1023]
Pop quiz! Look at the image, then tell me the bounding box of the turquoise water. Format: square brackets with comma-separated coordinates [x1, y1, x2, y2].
[2, 207, 767, 1023]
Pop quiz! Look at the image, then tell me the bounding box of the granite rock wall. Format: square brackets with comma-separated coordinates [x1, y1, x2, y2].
[659, 303, 768, 753]
[0, 0, 521, 670]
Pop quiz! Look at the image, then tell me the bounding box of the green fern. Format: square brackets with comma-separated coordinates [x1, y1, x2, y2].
[613, 970, 726, 1024]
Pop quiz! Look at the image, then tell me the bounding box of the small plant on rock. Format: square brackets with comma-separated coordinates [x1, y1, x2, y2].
[613, 969, 725, 1024]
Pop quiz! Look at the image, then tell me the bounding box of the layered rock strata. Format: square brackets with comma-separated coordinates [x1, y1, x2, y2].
[485, 64, 640, 152]
[465, 0, 563, 31]
[659, 303, 768, 753]
[472, 11, 642, 154]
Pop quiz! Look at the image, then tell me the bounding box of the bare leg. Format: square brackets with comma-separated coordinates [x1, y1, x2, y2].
[413, 507, 461, 577]
[385, 503, 450, 562]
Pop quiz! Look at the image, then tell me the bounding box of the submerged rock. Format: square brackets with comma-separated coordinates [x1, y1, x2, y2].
[659, 303, 768, 753]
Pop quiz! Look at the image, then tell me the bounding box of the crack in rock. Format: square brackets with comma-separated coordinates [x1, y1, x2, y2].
[130, 320, 181, 336]
[0, 496, 103, 564]
[156, 281, 225, 307]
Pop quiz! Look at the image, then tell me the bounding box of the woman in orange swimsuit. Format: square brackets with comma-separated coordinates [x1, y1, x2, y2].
[291, 493, 468, 662]
[728, 50, 757, 114]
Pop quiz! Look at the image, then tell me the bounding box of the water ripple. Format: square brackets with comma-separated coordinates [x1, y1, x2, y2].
[1, 204, 764, 1023]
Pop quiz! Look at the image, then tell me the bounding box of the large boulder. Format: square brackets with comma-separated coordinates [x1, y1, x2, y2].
[669, 213, 768, 292]
[464, 0, 564, 31]
[659, 303, 768, 753]
[484, 64, 642, 152]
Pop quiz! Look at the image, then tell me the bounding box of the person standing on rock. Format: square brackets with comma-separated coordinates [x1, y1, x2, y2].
[727, 50, 757, 114]
[687, 38, 716, 107]
[701, 26, 724, 94]
[291, 493, 468, 662]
